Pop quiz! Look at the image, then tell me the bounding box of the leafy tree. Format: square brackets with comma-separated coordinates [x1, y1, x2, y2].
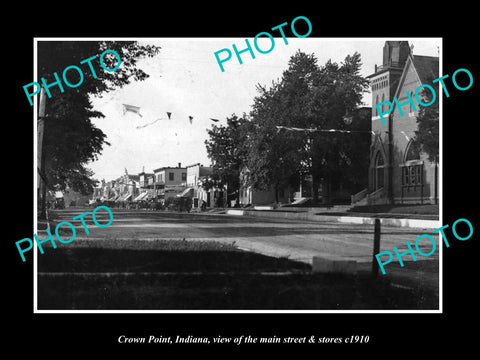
[204, 114, 249, 204]
[307, 52, 370, 202]
[38, 41, 160, 198]
[246, 50, 369, 204]
[245, 58, 311, 202]
[415, 83, 439, 162]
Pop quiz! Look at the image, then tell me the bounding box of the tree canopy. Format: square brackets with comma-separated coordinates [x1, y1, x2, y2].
[204, 50, 370, 204]
[204, 113, 250, 200]
[415, 84, 439, 163]
[246, 50, 370, 203]
[38, 41, 160, 195]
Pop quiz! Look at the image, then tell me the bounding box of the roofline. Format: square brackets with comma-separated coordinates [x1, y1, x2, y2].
[411, 54, 439, 61]
[366, 69, 389, 79]
[153, 166, 187, 172]
[391, 54, 420, 114]
[185, 162, 202, 168]
[366, 67, 403, 79]
[185, 163, 213, 169]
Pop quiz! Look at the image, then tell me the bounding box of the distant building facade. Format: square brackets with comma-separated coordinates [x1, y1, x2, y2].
[185, 163, 212, 208]
[153, 163, 187, 203]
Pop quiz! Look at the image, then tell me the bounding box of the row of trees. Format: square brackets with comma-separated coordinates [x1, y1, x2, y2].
[205, 50, 372, 204]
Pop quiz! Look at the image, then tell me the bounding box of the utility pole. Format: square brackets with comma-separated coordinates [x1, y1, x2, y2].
[387, 113, 394, 204]
[372, 218, 381, 277]
[38, 87, 47, 219]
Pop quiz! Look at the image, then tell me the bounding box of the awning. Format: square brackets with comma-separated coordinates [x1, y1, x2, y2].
[177, 187, 194, 198]
[115, 193, 131, 202]
[145, 191, 155, 199]
[133, 192, 148, 202]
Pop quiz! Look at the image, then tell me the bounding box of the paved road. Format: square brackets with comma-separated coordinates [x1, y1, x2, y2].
[45, 207, 440, 267]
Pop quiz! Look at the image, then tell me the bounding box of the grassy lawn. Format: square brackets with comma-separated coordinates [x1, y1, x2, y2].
[37, 239, 438, 310]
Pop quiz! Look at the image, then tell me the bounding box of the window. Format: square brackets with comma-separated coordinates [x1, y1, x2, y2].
[402, 140, 423, 187]
[374, 151, 385, 190]
[182, 172, 187, 181]
[409, 91, 414, 113]
[405, 140, 421, 162]
[375, 95, 379, 116]
[169, 172, 174, 181]
[402, 165, 423, 186]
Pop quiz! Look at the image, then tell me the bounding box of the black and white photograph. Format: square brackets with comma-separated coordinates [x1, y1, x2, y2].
[31, 36, 443, 312]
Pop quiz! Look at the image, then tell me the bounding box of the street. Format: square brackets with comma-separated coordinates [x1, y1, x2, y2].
[44, 207, 440, 267]
[36, 207, 440, 309]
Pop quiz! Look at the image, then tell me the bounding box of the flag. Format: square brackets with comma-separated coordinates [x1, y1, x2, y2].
[210, 118, 220, 122]
[136, 118, 162, 129]
[167, 112, 172, 119]
[122, 104, 143, 117]
[188, 116, 193, 124]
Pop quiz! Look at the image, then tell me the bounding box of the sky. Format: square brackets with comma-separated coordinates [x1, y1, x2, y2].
[87, 38, 441, 182]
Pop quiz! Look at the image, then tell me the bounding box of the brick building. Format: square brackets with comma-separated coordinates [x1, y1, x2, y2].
[360, 41, 439, 205]
[153, 163, 187, 203]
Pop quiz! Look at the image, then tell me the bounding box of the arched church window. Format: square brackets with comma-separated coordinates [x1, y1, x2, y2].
[402, 140, 423, 186]
[409, 91, 414, 113]
[374, 151, 385, 189]
[405, 140, 421, 161]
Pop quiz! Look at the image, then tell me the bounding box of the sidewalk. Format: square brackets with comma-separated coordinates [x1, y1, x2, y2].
[225, 208, 440, 229]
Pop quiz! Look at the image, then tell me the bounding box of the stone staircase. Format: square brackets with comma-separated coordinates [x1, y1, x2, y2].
[351, 187, 387, 206]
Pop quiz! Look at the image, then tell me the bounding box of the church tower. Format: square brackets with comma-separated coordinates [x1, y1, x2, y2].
[371, 41, 411, 125]
[367, 41, 411, 200]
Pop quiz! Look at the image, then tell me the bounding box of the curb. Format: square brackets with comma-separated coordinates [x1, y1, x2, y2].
[226, 209, 440, 229]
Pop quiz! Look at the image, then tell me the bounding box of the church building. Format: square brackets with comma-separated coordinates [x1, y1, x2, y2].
[358, 41, 439, 205]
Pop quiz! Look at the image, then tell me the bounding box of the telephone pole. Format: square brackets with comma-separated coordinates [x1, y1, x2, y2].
[38, 87, 47, 218]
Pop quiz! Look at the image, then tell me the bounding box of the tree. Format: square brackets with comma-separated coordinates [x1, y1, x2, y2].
[204, 114, 249, 204]
[415, 84, 439, 162]
[246, 71, 307, 202]
[246, 50, 369, 204]
[307, 52, 370, 203]
[38, 41, 160, 198]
